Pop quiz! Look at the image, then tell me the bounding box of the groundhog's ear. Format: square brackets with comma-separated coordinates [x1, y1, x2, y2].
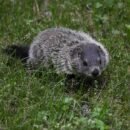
[97, 45, 107, 67]
[70, 45, 82, 58]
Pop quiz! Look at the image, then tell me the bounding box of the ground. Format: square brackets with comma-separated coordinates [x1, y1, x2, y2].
[0, 0, 130, 130]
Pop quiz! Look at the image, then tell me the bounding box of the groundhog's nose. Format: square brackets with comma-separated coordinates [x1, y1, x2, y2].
[92, 69, 99, 77]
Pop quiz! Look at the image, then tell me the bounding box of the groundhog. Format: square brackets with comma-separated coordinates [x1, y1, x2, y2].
[4, 27, 109, 78]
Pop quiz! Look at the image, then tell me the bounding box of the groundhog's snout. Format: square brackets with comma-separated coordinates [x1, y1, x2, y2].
[92, 68, 99, 77]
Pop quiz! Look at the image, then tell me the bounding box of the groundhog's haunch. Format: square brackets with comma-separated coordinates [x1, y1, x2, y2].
[4, 27, 109, 77]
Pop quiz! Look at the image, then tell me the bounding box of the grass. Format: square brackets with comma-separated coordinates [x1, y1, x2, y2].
[0, 0, 130, 130]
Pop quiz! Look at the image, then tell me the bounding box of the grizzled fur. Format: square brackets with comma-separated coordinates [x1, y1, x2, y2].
[4, 27, 109, 77]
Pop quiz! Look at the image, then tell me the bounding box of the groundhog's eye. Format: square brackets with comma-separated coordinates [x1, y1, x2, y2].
[97, 58, 101, 64]
[83, 61, 88, 66]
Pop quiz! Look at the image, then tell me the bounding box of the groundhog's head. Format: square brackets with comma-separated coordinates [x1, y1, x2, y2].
[70, 43, 109, 78]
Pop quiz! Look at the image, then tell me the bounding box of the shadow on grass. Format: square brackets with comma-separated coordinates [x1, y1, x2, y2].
[64, 73, 110, 93]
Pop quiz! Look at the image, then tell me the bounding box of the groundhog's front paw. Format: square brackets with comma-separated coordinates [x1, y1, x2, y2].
[65, 74, 80, 91]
